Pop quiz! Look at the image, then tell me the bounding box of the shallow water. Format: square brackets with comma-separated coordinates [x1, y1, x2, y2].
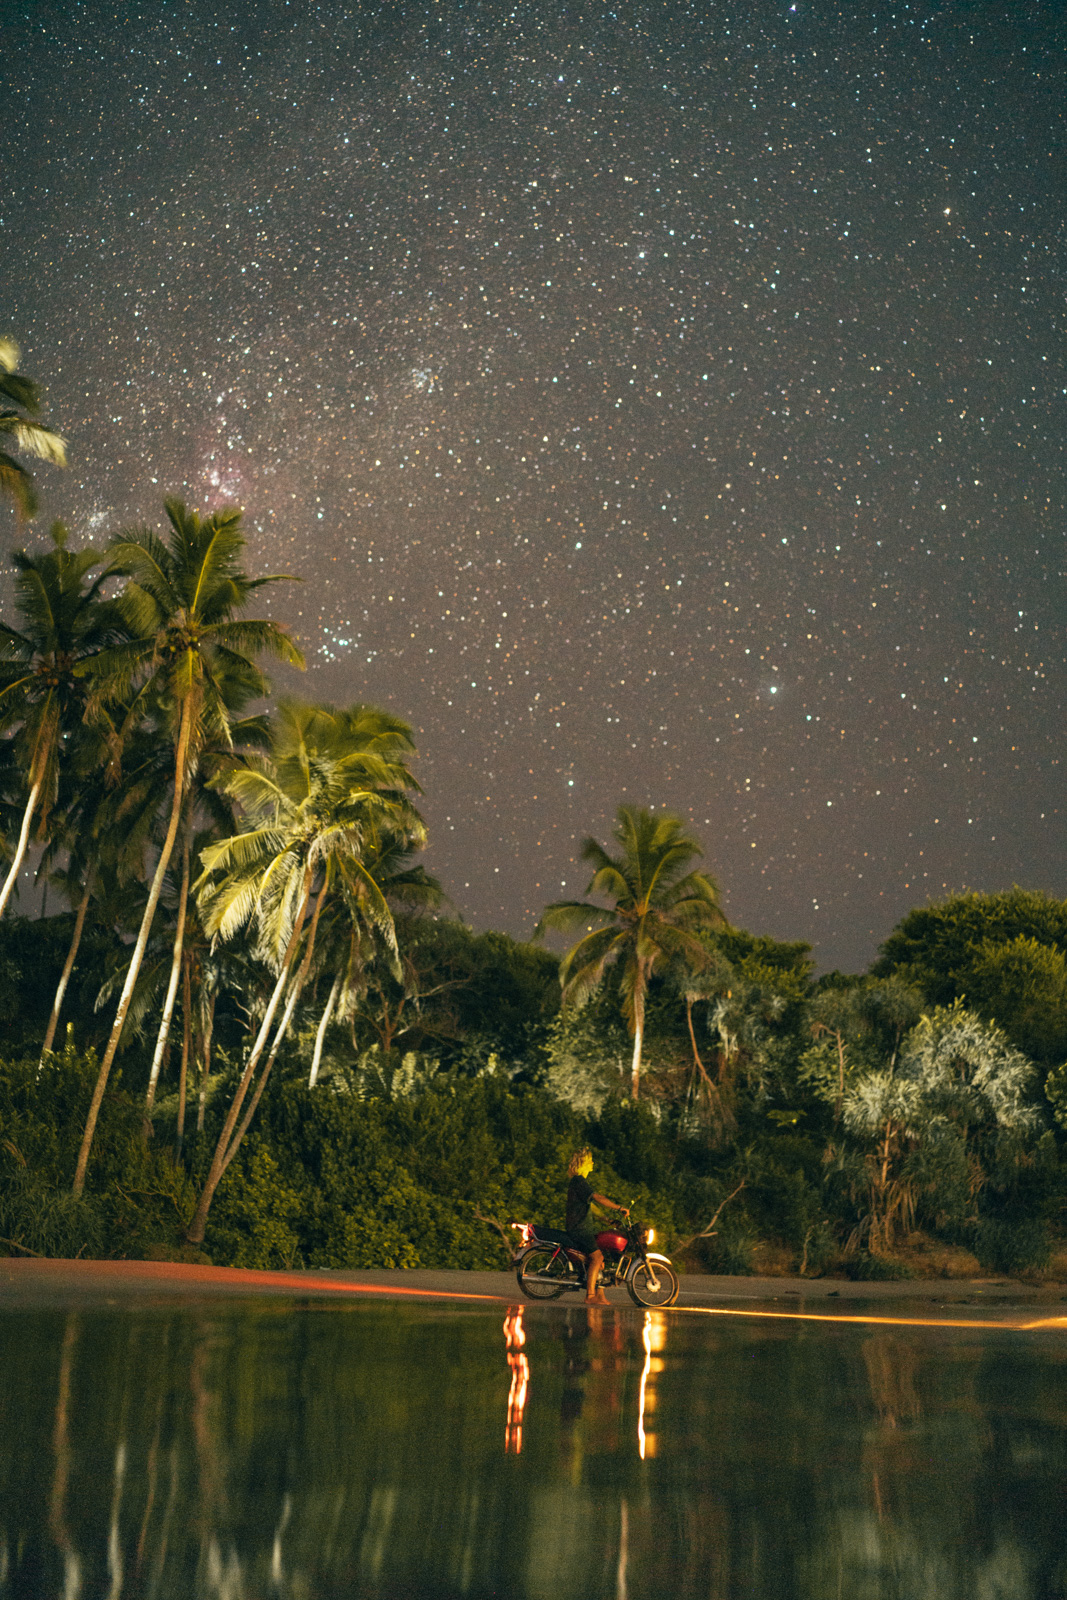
[1, 1297, 1065, 1599]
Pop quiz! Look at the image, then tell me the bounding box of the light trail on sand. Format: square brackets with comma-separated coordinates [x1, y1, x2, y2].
[285, 1278, 1067, 1332]
[671, 1304, 1067, 1333]
[5, 1263, 1064, 1330]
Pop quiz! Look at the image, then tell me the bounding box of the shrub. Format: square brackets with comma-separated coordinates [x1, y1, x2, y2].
[0, 1046, 198, 1258]
[692, 1216, 757, 1276]
[0, 1166, 105, 1258]
[974, 1217, 1051, 1277]
[845, 1251, 915, 1281]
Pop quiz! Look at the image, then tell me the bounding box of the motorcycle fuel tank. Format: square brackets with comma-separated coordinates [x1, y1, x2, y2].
[595, 1230, 628, 1256]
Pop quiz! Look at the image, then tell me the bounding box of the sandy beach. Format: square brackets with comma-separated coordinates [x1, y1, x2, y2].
[3, 1257, 1066, 1328]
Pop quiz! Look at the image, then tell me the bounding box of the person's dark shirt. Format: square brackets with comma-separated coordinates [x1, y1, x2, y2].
[566, 1174, 595, 1235]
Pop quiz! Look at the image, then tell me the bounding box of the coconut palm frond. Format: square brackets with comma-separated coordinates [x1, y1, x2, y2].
[536, 899, 615, 940]
[0, 416, 67, 466]
[539, 804, 724, 1097]
[210, 617, 304, 667]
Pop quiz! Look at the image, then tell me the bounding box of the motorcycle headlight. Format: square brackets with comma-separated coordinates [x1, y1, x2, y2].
[645, 1227, 655, 1246]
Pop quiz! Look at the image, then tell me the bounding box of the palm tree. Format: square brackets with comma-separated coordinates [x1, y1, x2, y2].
[0, 525, 119, 924]
[71, 498, 303, 1196]
[143, 697, 270, 1115]
[37, 697, 176, 1062]
[185, 698, 426, 1244]
[39, 759, 120, 1059]
[307, 836, 445, 1085]
[0, 339, 67, 521]
[536, 805, 726, 1098]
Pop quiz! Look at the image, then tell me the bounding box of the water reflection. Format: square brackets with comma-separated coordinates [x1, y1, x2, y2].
[503, 1307, 529, 1454]
[637, 1311, 666, 1460]
[1, 1300, 1065, 1599]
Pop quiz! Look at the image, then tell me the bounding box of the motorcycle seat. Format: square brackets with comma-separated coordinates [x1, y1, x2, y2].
[530, 1224, 576, 1248]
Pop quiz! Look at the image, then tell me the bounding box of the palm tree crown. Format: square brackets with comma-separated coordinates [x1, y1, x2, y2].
[72, 498, 304, 1196]
[0, 524, 121, 921]
[185, 698, 428, 1244]
[0, 338, 67, 520]
[199, 698, 424, 967]
[537, 804, 725, 1097]
[88, 498, 302, 777]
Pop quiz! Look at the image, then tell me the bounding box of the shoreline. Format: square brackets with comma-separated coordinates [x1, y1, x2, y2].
[3, 1257, 1066, 1325]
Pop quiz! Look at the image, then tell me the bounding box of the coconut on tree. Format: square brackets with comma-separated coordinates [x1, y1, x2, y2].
[537, 804, 726, 1099]
[71, 498, 303, 1197]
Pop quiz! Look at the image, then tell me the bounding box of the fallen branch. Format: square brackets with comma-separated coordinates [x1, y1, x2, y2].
[474, 1209, 517, 1255]
[0, 1235, 44, 1257]
[674, 1179, 747, 1254]
[114, 1182, 190, 1219]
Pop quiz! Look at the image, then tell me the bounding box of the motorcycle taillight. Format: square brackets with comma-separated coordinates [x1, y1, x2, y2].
[510, 1221, 534, 1247]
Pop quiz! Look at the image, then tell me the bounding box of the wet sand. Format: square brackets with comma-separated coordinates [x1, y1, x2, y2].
[3, 1256, 1066, 1327]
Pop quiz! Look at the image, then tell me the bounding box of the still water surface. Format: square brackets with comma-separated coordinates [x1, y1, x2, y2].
[1, 1297, 1065, 1599]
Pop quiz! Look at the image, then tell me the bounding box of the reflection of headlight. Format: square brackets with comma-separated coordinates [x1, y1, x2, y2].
[646, 1227, 655, 1246]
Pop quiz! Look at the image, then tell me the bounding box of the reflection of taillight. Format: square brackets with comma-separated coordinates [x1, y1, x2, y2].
[510, 1221, 534, 1247]
[504, 1308, 529, 1454]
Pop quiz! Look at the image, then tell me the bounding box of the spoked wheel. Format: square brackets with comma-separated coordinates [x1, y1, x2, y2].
[627, 1259, 679, 1308]
[516, 1244, 578, 1300]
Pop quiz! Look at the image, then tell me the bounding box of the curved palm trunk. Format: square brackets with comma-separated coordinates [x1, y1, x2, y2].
[176, 949, 192, 1155]
[219, 979, 299, 1183]
[41, 878, 92, 1060]
[196, 993, 215, 1135]
[0, 777, 42, 922]
[73, 706, 192, 1197]
[217, 883, 327, 1182]
[184, 871, 313, 1245]
[145, 826, 191, 1113]
[630, 1017, 644, 1099]
[309, 973, 341, 1087]
[684, 996, 705, 1076]
[630, 961, 648, 1100]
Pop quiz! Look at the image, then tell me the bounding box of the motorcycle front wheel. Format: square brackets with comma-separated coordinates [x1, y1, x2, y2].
[516, 1244, 577, 1300]
[627, 1259, 679, 1308]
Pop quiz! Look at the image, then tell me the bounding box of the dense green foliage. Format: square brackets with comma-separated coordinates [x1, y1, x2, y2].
[0, 503, 1064, 1279]
[1, 885, 1065, 1278]
[0, 1043, 195, 1258]
[874, 887, 1067, 1065]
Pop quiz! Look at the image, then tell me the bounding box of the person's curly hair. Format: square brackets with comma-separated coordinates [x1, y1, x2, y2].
[567, 1148, 592, 1178]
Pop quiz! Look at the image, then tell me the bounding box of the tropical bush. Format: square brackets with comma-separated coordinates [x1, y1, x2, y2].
[0, 497, 1065, 1279]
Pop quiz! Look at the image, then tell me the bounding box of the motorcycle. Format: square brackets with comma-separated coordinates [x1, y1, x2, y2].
[511, 1215, 680, 1308]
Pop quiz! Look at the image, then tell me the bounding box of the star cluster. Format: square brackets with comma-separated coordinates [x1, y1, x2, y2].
[5, 0, 1064, 966]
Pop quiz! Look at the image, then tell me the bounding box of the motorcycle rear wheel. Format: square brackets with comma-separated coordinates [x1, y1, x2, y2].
[627, 1259, 679, 1308]
[517, 1244, 577, 1300]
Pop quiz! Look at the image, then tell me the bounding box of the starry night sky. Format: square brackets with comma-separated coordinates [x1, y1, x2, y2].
[5, 0, 1065, 969]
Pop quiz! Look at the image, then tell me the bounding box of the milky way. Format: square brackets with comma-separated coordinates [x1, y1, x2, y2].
[5, 1, 1065, 967]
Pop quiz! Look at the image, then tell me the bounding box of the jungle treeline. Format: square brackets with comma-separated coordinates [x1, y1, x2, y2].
[1, 498, 1066, 1278]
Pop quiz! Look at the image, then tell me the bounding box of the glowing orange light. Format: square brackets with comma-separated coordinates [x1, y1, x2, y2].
[504, 1307, 530, 1453]
[510, 1221, 534, 1249]
[674, 1305, 1054, 1333]
[638, 1311, 659, 1460]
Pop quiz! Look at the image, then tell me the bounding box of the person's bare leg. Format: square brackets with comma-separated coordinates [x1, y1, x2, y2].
[585, 1249, 609, 1304]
